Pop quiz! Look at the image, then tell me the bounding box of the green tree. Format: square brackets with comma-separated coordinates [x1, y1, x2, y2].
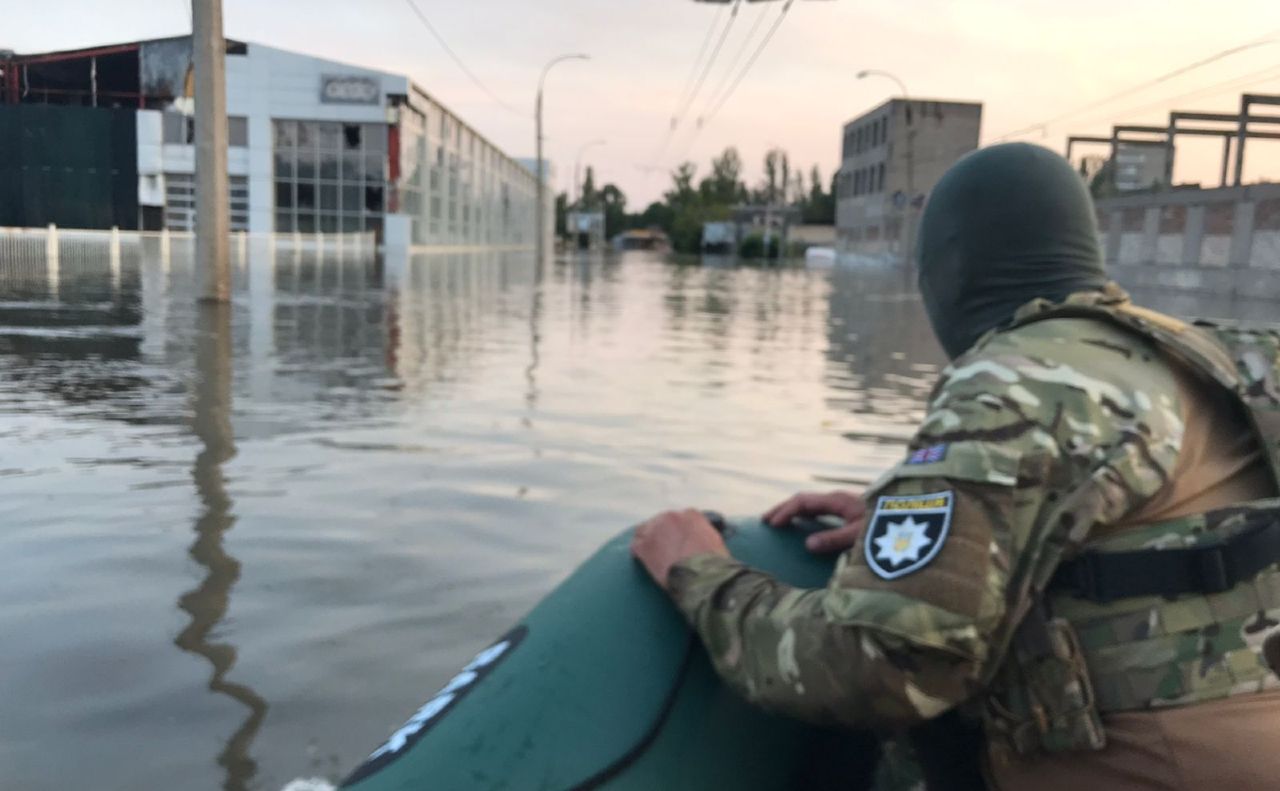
[636, 200, 674, 232]
[1089, 159, 1118, 200]
[761, 149, 781, 205]
[699, 147, 746, 206]
[665, 162, 699, 209]
[579, 166, 600, 211]
[600, 183, 627, 238]
[799, 165, 835, 224]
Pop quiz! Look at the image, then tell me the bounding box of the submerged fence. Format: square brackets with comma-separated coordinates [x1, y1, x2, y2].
[0, 224, 378, 299]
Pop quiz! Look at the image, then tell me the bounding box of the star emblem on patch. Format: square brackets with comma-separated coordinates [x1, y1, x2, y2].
[864, 491, 953, 580]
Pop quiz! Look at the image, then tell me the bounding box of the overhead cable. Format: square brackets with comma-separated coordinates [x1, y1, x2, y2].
[649, 0, 743, 168]
[666, 0, 795, 169]
[402, 0, 527, 118]
[670, 0, 743, 129]
[698, 0, 796, 127]
[648, 1, 730, 164]
[1087, 64, 1280, 129]
[699, 2, 772, 119]
[994, 29, 1280, 141]
[669, 2, 729, 128]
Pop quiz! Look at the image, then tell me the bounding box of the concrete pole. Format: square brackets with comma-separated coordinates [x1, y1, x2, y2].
[535, 54, 589, 266]
[193, 0, 230, 303]
[535, 87, 544, 264]
[1221, 136, 1232, 188]
[1234, 96, 1250, 187]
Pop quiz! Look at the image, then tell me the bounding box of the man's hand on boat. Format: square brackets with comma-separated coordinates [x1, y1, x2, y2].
[631, 492, 867, 588]
[631, 509, 729, 588]
[763, 491, 868, 554]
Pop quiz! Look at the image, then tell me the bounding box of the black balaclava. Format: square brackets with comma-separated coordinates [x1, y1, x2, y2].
[916, 142, 1107, 359]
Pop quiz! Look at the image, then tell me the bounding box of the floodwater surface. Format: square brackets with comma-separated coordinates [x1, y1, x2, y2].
[0, 244, 1263, 790]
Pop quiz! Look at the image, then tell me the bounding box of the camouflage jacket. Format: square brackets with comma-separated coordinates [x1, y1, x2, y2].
[668, 283, 1280, 738]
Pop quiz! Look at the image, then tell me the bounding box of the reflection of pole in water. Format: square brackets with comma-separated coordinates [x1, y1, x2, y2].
[524, 257, 544, 426]
[175, 302, 267, 791]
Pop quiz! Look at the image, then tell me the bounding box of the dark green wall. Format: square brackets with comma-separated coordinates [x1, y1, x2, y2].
[0, 105, 138, 229]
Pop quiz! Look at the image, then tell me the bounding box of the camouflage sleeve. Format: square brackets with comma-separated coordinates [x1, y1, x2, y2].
[668, 318, 1187, 730]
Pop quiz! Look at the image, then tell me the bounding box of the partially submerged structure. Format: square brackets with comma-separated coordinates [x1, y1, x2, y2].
[835, 98, 982, 262]
[0, 37, 546, 248]
[566, 210, 605, 251]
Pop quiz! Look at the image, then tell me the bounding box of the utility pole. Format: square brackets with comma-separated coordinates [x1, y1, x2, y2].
[193, 0, 230, 302]
[856, 69, 915, 263]
[535, 89, 545, 263]
[535, 54, 589, 266]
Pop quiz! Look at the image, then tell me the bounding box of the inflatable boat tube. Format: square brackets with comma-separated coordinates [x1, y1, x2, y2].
[340, 515, 842, 791]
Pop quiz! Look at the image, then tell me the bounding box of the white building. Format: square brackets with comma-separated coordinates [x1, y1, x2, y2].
[1, 36, 546, 250]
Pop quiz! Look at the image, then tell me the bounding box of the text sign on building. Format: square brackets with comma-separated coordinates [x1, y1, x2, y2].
[321, 75, 381, 105]
[1114, 143, 1168, 192]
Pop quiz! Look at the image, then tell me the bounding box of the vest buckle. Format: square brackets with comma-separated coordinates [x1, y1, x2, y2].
[1194, 542, 1234, 595]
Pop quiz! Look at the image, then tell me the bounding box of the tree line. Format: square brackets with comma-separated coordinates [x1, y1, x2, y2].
[556, 146, 836, 253]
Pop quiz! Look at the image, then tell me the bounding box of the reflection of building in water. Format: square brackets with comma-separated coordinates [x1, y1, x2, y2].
[0, 243, 151, 411]
[2, 37, 545, 246]
[175, 303, 267, 791]
[823, 266, 944, 430]
[270, 249, 390, 389]
[391, 251, 535, 395]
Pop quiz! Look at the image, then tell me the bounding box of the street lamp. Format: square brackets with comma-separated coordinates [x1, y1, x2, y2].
[857, 68, 916, 263]
[573, 139, 607, 207]
[856, 69, 909, 101]
[536, 53, 590, 265]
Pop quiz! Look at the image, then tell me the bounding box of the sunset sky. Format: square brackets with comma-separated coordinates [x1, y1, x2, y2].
[8, 0, 1280, 206]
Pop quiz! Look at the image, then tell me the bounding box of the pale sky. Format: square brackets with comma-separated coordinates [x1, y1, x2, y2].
[7, 0, 1280, 207]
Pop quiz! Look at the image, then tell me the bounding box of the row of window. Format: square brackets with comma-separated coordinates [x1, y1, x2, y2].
[396, 104, 535, 246]
[273, 120, 387, 154]
[843, 115, 889, 158]
[163, 113, 249, 147]
[274, 150, 386, 184]
[272, 120, 386, 235]
[837, 163, 887, 199]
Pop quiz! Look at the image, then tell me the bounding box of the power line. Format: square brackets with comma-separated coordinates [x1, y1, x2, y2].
[994, 30, 1280, 141]
[401, 0, 527, 118]
[699, 2, 771, 118]
[1091, 64, 1280, 128]
[670, 0, 743, 130]
[698, 0, 795, 127]
[666, 0, 796, 169]
[670, 3, 728, 127]
[648, 0, 743, 168]
[648, 2, 729, 164]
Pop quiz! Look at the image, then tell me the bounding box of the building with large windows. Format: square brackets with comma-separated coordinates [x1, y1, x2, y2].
[0, 36, 545, 248]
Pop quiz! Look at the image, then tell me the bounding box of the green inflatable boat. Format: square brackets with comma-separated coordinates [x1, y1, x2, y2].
[339, 515, 871, 791]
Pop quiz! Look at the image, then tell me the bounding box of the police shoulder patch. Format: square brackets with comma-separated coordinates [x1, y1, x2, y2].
[864, 490, 953, 580]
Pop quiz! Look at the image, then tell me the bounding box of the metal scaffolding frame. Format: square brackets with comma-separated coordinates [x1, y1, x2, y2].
[1066, 94, 1280, 189]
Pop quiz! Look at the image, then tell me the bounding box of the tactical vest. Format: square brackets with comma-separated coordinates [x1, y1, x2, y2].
[976, 283, 1280, 757]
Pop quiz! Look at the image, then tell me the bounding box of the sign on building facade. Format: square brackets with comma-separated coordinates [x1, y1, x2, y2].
[320, 75, 381, 105]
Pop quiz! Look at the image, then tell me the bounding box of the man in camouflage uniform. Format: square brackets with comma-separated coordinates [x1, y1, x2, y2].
[632, 142, 1280, 790]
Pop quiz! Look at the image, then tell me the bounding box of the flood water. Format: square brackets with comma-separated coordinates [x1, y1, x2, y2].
[0, 244, 1269, 791]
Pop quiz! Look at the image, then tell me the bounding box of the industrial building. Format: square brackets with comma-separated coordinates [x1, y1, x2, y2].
[0, 36, 546, 249]
[835, 98, 982, 261]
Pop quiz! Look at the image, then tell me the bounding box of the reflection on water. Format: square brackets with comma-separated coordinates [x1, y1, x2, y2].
[2, 241, 1272, 791]
[175, 302, 268, 791]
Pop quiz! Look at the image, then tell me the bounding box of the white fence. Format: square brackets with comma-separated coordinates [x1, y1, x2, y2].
[0, 225, 379, 298]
